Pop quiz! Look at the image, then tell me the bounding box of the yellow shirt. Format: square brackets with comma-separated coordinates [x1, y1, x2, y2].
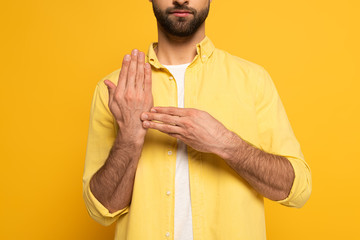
[83, 36, 312, 240]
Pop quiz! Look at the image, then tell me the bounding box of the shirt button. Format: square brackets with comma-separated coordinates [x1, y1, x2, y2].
[166, 191, 171, 196]
[169, 76, 173, 80]
[165, 232, 170, 237]
[168, 150, 172, 155]
[202, 55, 207, 59]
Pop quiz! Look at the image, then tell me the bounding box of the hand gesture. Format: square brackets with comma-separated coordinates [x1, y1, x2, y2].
[104, 49, 153, 143]
[141, 107, 235, 157]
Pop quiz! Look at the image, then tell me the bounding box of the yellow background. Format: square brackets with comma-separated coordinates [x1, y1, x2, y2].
[1, 0, 359, 239]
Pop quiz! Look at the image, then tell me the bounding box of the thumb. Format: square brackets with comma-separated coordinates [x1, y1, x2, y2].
[104, 80, 116, 99]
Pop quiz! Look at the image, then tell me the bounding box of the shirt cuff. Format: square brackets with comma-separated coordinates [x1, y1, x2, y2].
[275, 156, 312, 208]
[83, 181, 129, 225]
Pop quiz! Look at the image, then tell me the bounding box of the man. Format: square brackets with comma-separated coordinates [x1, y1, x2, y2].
[83, 0, 312, 239]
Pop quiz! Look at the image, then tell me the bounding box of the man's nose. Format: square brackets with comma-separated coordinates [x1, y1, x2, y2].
[173, 0, 189, 6]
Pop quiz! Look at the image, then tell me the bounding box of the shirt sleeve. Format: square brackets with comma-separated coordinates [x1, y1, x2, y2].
[82, 76, 129, 226]
[255, 66, 312, 208]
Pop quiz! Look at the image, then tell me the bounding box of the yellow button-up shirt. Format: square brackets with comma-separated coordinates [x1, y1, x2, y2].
[83, 36, 312, 240]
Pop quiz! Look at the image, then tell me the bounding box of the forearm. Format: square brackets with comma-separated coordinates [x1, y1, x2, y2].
[90, 134, 144, 213]
[219, 132, 295, 201]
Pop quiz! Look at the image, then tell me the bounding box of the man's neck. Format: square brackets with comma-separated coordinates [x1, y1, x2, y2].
[155, 22, 206, 65]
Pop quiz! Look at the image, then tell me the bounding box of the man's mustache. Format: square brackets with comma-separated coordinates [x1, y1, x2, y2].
[166, 6, 197, 14]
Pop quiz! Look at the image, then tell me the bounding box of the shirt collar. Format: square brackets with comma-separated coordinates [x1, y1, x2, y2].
[146, 35, 215, 69]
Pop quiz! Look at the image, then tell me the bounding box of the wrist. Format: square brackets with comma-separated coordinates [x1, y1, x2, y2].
[115, 130, 145, 148]
[115, 122, 147, 145]
[217, 131, 244, 162]
[106, 131, 145, 169]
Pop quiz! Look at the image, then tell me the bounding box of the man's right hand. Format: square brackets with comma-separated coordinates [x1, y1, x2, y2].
[89, 50, 153, 213]
[104, 49, 153, 144]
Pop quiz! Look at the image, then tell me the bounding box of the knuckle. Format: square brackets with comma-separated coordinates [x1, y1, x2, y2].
[137, 69, 144, 76]
[136, 71, 143, 80]
[187, 125, 194, 133]
[138, 92, 145, 100]
[124, 91, 133, 101]
[122, 60, 129, 67]
[122, 62, 130, 69]
[164, 125, 172, 132]
[167, 116, 174, 124]
[169, 108, 175, 115]
[202, 110, 209, 117]
[182, 119, 191, 128]
[187, 109, 194, 116]
[138, 52, 145, 62]
[157, 114, 165, 121]
[114, 93, 122, 102]
[135, 94, 142, 102]
[128, 68, 136, 76]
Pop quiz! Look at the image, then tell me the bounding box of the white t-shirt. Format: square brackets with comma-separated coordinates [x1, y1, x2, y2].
[163, 63, 193, 240]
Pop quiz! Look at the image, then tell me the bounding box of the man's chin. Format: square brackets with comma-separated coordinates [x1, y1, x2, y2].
[168, 16, 193, 24]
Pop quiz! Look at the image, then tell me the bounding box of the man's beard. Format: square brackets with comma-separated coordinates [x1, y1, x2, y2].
[152, 1, 210, 37]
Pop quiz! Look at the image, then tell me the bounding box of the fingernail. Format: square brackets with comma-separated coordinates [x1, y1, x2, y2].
[151, 108, 157, 113]
[145, 63, 150, 69]
[124, 54, 130, 61]
[141, 113, 148, 120]
[143, 121, 150, 127]
[132, 49, 138, 55]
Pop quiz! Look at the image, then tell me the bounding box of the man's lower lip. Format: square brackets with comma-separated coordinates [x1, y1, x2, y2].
[171, 12, 191, 17]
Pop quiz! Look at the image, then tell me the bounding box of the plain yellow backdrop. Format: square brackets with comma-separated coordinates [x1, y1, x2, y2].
[1, 0, 359, 239]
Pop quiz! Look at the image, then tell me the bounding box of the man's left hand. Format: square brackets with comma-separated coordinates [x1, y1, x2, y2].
[141, 107, 236, 156]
